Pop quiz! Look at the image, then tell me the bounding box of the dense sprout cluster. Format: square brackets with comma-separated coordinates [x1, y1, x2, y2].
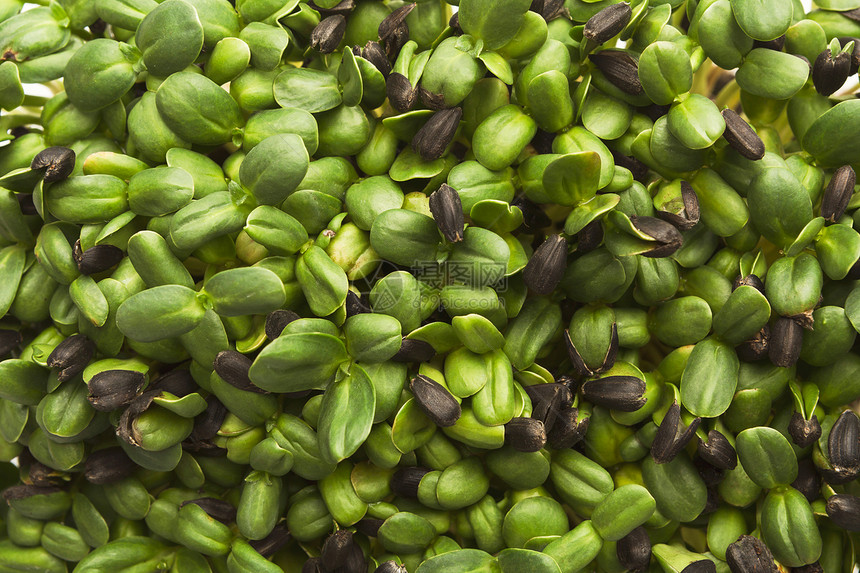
[1, 0, 860, 571]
